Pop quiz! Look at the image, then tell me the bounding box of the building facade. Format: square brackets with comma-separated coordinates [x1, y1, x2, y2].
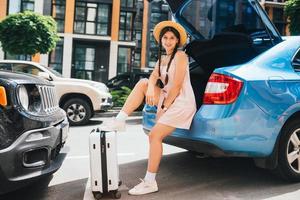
[0, 0, 290, 83]
[260, 0, 289, 36]
[0, 0, 169, 83]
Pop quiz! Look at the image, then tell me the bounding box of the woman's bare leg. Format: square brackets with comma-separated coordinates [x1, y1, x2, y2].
[121, 78, 160, 116]
[147, 123, 176, 173]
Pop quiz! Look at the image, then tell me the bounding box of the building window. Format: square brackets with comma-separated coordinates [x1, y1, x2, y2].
[9, 0, 34, 14]
[49, 38, 64, 73]
[119, 11, 135, 41]
[52, 0, 66, 33]
[21, 0, 34, 12]
[72, 44, 96, 80]
[273, 7, 287, 35]
[132, 0, 143, 69]
[74, 2, 111, 35]
[148, 0, 169, 68]
[121, 0, 135, 8]
[4, 52, 31, 61]
[117, 47, 133, 74]
[97, 4, 110, 35]
[133, 50, 141, 69]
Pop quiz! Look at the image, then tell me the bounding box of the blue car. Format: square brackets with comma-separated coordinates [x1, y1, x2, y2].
[143, 0, 300, 181]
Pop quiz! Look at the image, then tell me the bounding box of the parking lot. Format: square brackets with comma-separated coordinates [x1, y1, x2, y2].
[1, 115, 300, 200]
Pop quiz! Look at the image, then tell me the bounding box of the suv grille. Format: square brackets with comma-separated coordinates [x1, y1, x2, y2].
[37, 85, 59, 113]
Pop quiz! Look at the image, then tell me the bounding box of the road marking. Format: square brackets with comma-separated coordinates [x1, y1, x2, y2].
[66, 153, 136, 160]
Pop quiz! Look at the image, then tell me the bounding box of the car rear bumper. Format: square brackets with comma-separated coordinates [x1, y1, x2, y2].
[142, 95, 282, 157]
[143, 128, 228, 156]
[0, 117, 69, 194]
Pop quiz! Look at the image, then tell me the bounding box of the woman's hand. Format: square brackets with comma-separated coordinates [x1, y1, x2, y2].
[145, 86, 155, 106]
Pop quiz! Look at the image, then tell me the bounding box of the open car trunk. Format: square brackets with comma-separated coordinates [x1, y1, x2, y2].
[186, 31, 259, 109]
[166, 0, 283, 110]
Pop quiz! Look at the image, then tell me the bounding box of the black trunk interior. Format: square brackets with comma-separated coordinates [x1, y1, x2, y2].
[186, 32, 260, 109]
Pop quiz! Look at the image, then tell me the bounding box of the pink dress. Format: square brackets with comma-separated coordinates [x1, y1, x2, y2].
[156, 54, 197, 130]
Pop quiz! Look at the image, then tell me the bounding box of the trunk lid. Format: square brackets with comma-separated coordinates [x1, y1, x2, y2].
[163, 0, 282, 69]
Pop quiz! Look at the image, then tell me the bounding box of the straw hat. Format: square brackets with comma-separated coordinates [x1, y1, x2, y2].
[153, 20, 187, 47]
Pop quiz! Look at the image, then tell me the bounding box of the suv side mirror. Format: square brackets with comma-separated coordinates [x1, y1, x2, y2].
[38, 72, 52, 81]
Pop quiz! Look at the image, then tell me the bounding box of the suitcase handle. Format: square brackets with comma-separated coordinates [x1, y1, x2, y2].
[90, 129, 96, 134]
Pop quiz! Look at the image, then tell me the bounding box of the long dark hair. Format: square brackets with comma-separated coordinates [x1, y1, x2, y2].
[157, 26, 180, 85]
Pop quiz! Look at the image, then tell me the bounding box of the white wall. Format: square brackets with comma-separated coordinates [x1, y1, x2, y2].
[40, 54, 49, 66]
[62, 34, 73, 78]
[109, 41, 118, 79]
[34, 0, 44, 14]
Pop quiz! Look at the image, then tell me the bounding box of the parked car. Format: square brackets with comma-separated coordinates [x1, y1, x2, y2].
[107, 71, 151, 91]
[0, 71, 69, 194]
[0, 60, 113, 126]
[143, 0, 300, 181]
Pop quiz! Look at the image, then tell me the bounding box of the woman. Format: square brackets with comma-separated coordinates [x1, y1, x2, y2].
[100, 21, 197, 195]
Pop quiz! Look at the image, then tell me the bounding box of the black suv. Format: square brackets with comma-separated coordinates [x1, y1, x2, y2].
[0, 71, 69, 194]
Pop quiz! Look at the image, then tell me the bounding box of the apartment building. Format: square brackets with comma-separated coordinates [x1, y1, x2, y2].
[0, 0, 169, 83]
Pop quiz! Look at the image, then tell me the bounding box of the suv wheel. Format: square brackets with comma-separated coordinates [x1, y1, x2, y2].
[62, 98, 92, 126]
[276, 120, 300, 182]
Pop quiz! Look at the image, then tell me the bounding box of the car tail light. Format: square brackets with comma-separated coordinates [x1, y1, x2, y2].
[203, 73, 243, 104]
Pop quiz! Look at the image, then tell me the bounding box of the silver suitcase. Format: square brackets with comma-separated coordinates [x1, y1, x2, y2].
[89, 128, 121, 199]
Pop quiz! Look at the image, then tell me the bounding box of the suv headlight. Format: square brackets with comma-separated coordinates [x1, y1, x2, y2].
[17, 84, 42, 113]
[18, 85, 29, 110]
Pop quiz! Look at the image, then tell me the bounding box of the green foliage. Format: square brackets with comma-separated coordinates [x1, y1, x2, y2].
[0, 11, 60, 55]
[285, 0, 300, 35]
[111, 86, 132, 107]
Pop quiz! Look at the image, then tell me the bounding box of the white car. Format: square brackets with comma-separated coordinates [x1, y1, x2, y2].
[0, 60, 113, 126]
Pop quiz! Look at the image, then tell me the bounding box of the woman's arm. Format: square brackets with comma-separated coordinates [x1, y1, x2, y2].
[145, 61, 160, 106]
[147, 61, 159, 90]
[162, 51, 188, 109]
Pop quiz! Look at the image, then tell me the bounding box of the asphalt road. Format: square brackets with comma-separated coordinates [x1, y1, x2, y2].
[1, 116, 300, 200]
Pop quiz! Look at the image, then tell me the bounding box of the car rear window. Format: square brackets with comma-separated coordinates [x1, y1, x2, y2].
[181, 0, 278, 42]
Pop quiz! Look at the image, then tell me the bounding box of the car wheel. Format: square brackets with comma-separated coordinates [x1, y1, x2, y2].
[277, 120, 300, 182]
[62, 98, 92, 126]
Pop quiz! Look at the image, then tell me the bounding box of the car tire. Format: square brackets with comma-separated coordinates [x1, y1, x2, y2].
[62, 98, 92, 126]
[276, 119, 300, 182]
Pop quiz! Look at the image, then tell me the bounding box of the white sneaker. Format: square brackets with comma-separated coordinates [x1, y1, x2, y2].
[99, 117, 126, 132]
[128, 179, 158, 195]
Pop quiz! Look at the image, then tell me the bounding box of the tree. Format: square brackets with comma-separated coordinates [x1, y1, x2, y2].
[0, 11, 60, 55]
[285, 0, 300, 35]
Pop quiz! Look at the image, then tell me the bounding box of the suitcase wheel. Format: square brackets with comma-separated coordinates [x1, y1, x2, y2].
[92, 192, 103, 200]
[112, 191, 121, 199]
[118, 180, 122, 186]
